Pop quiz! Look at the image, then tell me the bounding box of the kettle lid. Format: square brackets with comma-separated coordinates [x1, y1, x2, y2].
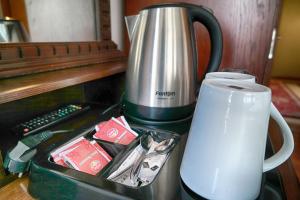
[143, 3, 192, 10]
[142, 3, 212, 13]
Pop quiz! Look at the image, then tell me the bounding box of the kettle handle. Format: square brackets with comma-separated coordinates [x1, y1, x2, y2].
[186, 4, 223, 79]
[263, 103, 294, 172]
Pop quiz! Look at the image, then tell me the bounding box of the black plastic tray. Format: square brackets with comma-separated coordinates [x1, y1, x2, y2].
[28, 115, 184, 200]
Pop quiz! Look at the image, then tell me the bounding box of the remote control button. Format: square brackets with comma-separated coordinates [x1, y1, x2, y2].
[12, 104, 90, 137]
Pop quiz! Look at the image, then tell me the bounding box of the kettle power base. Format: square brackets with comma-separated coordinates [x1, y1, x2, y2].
[122, 100, 195, 122]
[123, 110, 193, 129]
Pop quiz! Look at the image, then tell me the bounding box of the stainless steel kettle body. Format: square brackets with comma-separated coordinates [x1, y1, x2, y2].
[124, 3, 223, 121]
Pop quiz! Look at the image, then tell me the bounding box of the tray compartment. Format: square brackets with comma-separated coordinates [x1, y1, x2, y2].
[102, 126, 181, 187]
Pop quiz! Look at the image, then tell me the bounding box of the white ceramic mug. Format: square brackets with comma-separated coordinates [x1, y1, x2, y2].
[205, 71, 282, 126]
[180, 79, 294, 200]
[205, 71, 256, 83]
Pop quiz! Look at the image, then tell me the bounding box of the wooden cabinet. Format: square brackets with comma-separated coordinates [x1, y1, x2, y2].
[124, 0, 281, 84]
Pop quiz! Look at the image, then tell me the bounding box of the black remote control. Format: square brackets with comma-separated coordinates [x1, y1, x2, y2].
[12, 104, 90, 137]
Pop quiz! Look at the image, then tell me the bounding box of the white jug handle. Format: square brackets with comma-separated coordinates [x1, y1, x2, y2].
[263, 103, 294, 172]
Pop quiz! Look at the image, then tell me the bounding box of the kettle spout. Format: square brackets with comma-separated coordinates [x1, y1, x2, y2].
[125, 15, 139, 41]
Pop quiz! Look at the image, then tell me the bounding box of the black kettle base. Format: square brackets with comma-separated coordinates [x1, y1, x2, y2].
[122, 100, 195, 122]
[124, 110, 193, 126]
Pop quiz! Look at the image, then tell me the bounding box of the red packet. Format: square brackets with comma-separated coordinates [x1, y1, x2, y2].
[114, 116, 130, 129]
[95, 122, 107, 132]
[62, 140, 111, 175]
[90, 141, 112, 161]
[53, 156, 69, 167]
[51, 137, 86, 167]
[93, 118, 138, 145]
[95, 116, 130, 132]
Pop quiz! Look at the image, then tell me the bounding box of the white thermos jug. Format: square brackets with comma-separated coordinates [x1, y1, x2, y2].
[180, 78, 294, 200]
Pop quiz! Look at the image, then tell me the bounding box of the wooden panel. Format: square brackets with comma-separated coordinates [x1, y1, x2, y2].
[0, 48, 19, 60]
[99, 42, 109, 50]
[9, 0, 29, 33]
[0, 41, 125, 78]
[21, 46, 38, 58]
[125, 0, 281, 84]
[0, 60, 127, 104]
[79, 43, 90, 54]
[0, 0, 11, 17]
[38, 45, 54, 57]
[90, 43, 100, 53]
[99, 0, 111, 40]
[67, 44, 80, 56]
[269, 119, 300, 200]
[53, 45, 67, 57]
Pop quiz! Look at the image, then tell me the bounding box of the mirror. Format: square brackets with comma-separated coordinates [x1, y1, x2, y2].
[0, 0, 102, 42]
[25, 0, 100, 42]
[0, 0, 126, 79]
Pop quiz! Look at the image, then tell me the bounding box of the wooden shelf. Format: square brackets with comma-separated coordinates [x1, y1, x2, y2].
[0, 60, 127, 104]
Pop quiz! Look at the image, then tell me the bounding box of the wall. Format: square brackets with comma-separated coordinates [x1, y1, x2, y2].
[271, 0, 300, 78]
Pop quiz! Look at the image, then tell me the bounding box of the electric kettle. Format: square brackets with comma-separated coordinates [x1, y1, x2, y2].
[124, 3, 223, 121]
[0, 18, 29, 42]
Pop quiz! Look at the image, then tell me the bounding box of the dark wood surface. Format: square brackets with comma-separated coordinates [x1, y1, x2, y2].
[124, 0, 281, 84]
[269, 119, 300, 200]
[0, 60, 127, 104]
[285, 118, 300, 183]
[0, 177, 33, 200]
[0, 0, 125, 78]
